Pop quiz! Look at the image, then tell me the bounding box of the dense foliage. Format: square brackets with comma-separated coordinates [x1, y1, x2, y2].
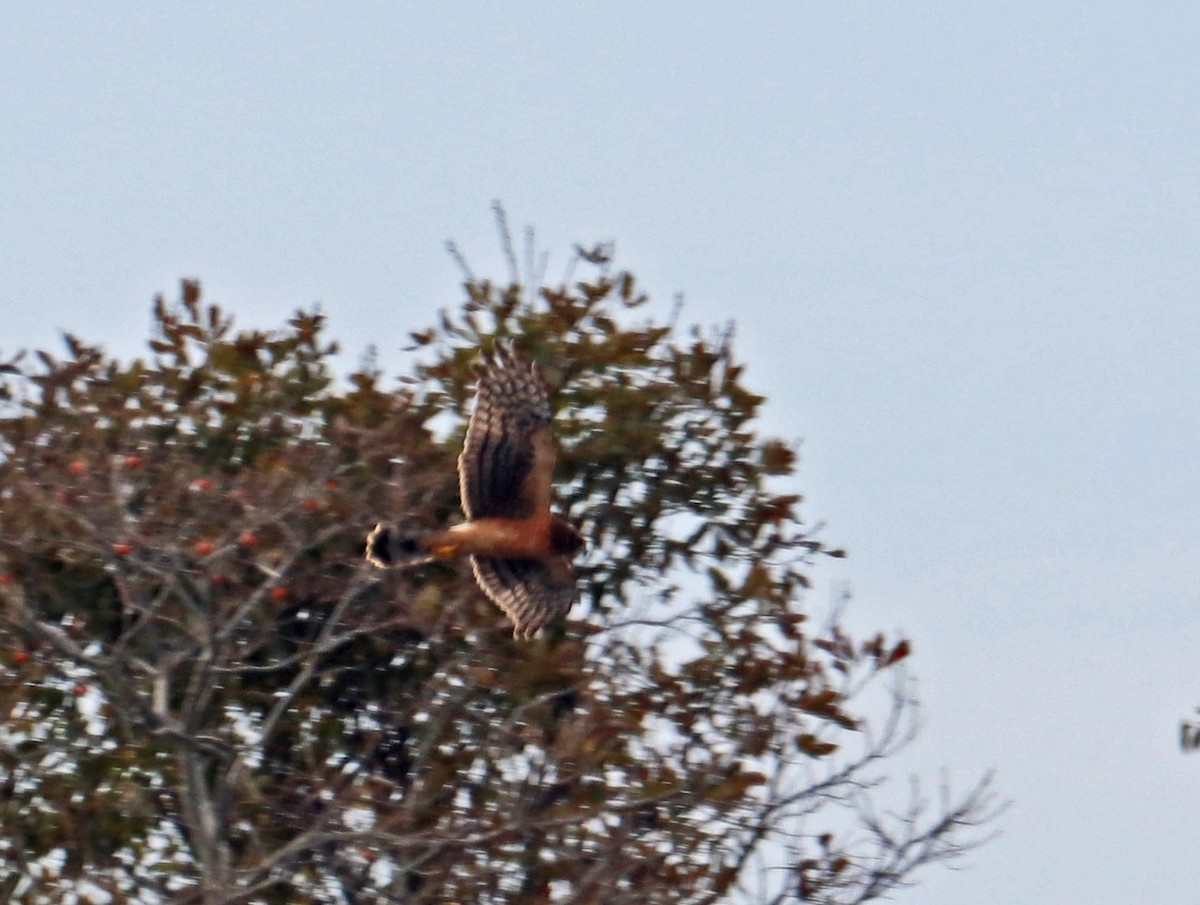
[0, 242, 997, 903]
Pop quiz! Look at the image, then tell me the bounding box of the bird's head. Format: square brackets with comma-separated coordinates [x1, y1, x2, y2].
[549, 519, 586, 557]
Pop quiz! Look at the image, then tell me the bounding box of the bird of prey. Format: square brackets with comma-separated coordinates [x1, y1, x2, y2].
[366, 343, 583, 638]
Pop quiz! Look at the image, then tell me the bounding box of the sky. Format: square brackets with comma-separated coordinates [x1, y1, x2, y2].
[3, 3, 1198, 902]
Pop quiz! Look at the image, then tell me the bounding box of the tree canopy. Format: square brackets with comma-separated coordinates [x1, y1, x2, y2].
[0, 234, 998, 904]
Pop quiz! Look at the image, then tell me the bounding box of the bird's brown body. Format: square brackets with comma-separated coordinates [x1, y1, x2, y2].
[366, 343, 583, 638]
[418, 514, 581, 561]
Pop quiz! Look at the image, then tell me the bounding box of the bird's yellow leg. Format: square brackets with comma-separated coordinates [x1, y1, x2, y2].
[426, 529, 465, 558]
[431, 541, 459, 557]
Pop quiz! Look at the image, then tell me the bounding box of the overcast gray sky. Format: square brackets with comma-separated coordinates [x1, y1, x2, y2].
[3, 3, 1198, 902]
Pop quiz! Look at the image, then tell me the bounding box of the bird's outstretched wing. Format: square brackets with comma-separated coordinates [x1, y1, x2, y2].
[470, 555, 575, 639]
[458, 342, 555, 520]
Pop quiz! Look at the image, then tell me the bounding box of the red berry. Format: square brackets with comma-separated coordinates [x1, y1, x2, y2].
[211, 573, 228, 587]
[12, 650, 29, 664]
[269, 587, 288, 601]
[123, 455, 143, 469]
[112, 543, 134, 556]
[323, 479, 339, 491]
[73, 683, 88, 696]
[301, 498, 322, 512]
[191, 478, 214, 492]
[0, 572, 12, 586]
[194, 541, 215, 556]
[68, 460, 87, 476]
[237, 532, 259, 547]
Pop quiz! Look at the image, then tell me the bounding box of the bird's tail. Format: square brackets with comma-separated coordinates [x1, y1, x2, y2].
[365, 522, 436, 570]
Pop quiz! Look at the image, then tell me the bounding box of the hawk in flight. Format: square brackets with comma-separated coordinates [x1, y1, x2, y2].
[366, 343, 584, 638]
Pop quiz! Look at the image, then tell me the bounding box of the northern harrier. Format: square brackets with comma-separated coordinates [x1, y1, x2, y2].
[366, 343, 583, 638]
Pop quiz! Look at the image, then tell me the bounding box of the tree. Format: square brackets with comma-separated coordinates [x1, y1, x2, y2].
[0, 229, 999, 903]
